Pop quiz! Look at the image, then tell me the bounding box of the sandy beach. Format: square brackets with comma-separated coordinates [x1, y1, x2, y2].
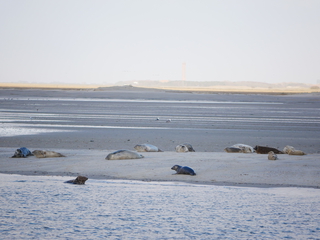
[0, 87, 319, 188]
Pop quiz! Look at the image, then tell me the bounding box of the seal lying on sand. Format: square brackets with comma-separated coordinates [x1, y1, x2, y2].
[171, 165, 196, 176]
[134, 143, 163, 152]
[254, 145, 284, 154]
[224, 147, 242, 153]
[224, 144, 255, 153]
[11, 147, 33, 158]
[231, 144, 255, 153]
[283, 145, 306, 155]
[175, 143, 195, 152]
[106, 150, 144, 160]
[268, 151, 278, 160]
[32, 150, 65, 158]
[65, 176, 88, 185]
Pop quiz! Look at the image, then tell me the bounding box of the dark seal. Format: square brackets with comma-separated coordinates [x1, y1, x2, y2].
[11, 147, 33, 158]
[254, 145, 284, 154]
[171, 165, 196, 176]
[65, 176, 88, 185]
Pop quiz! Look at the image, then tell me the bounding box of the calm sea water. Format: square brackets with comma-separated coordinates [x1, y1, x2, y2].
[1, 174, 319, 240]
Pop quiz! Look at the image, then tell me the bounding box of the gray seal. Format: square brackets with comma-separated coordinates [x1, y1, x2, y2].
[134, 144, 163, 152]
[224, 147, 242, 153]
[65, 176, 88, 184]
[254, 145, 284, 154]
[231, 144, 255, 153]
[11, 147, 33, 158]
[175, 143, 195, 152]
[268, 151, 278, 160]
[106, 150, 144, 160]
[283, 145, 306, 155]
[32, 150, 65, 158]
[171, 165, 196, 176]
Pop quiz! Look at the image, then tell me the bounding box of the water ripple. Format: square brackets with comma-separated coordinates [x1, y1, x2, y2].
[0, 174, 319, 239]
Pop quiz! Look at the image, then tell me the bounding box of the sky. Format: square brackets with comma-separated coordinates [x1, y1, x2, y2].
[0, 0, 319, 85]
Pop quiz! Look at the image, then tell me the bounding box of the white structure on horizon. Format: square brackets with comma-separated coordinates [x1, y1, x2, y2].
[182, 62, 186, 81]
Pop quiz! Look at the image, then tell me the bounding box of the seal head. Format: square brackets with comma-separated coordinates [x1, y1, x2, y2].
[268, 151, 278, 160]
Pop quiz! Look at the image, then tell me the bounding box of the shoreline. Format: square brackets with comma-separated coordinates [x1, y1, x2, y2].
[1, 171, 319, 189]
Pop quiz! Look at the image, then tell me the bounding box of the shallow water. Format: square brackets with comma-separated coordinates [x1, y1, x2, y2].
[1, 174, 319, 239]
[1, 90, 320, 152]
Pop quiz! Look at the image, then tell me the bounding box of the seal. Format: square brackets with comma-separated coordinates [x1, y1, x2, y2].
[175, 143, 195, 152]
[254, 145, 284, 154]
[231, 144, 255, 153]
[65, 176, 88, 185]
[32, 150, 65, 158]
[268, 151, 278, 160]
[224, 147, 242, 153]
[105, 150, 144, 160]
[11, 147, 33, 158]
[171, 165, 196, 176]
[134, 143, 163, 152]
[283, 145, 306, 155]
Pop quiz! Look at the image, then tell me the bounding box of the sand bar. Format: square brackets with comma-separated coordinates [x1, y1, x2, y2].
[1, 147, 319, 188]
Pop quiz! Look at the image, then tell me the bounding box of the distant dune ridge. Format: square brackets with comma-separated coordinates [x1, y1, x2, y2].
[0, 80, 319, 93]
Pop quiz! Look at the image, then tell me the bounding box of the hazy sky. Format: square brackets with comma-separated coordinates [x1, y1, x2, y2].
[1, 0, 319, 85]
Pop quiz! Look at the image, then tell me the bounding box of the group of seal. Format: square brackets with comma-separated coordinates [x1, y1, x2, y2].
[224, 143, 307, 161]
[105, 143, 197, 177]
[106, 143, 196, 160]
[11, 147, 65, 158]
[134, 143, 195, 153]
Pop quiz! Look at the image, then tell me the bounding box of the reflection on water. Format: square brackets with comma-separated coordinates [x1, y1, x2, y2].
[1, 174, 319, 239]
[0, 126, 74, 137]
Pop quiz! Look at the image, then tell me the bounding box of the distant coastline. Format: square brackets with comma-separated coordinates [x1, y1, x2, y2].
[0, 81, 319, 94]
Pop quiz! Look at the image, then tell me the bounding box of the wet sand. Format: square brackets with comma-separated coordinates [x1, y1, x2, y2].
[0, 87, 319, 188]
